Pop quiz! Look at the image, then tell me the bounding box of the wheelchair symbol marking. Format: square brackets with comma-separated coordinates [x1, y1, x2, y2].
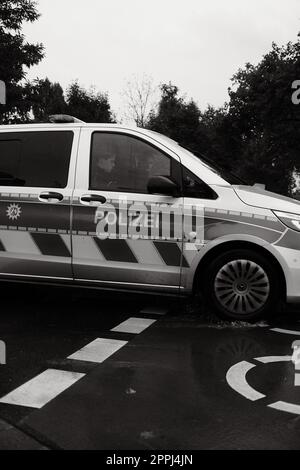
[226, 361, 266, 401]
[226, 355, 300, 416]
[271, 328, 300, 336]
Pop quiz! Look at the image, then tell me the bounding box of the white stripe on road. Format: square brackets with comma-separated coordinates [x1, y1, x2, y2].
[140, 307, 168, 315]
[68, 338, 127, 363]
[295, 373, 300, 387]
[226, 361, 265, 401]
[255, 356, 292, 363]
[111, 317, 156, 334]
[0, 369, 85, 409]
[268, 401, 300, 416]
[270, 328, 300, 336]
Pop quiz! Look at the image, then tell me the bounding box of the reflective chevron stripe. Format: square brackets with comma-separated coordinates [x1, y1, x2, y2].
[72, 235, 189, 267]
[154, 241, 189, 267]
[0, 229, 190, 267]
[0, 230, 71, 258]
[31, 233, 71, 258]
[94, 238, 139, 264]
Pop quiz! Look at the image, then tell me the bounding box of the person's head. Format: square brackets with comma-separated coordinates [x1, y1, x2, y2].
[97, 152, 116, 173]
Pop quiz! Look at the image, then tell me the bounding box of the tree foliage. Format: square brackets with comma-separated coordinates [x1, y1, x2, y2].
[147, 83, 201, 149]
[65, 81, 115, 123]
[226, 40, 300, 194]
[148, 38, 300, 196]
[26, 78, 66, 121]
[0, 0, 44, 123]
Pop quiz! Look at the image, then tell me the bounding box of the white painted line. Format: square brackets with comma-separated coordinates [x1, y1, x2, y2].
[270, 328, 300, 336]
[0, 369, 85, 409]
[140, 307, 168, 315]
[68, 338, 127, 363]
[295, 373, 300, 387]
[255, 356, 292, 363]
[268, 401, 300, 416]
[226, 361, 265, 401]
[111, 317, 156, 334]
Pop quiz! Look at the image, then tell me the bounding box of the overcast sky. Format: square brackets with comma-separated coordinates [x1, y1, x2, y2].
[23, 0, 300, 119]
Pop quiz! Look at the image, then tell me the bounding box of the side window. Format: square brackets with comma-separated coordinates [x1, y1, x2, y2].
[90, 132, 172, 193]
[0, 131, 73, 188]
[182, 167, 218, 199]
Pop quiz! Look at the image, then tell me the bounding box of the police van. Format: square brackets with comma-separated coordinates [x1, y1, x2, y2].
[0, 114, 299, 321]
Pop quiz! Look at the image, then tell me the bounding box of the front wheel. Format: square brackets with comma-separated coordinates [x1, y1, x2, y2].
[203, 249, 280, 321]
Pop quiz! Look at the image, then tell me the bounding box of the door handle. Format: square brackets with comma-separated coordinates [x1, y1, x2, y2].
[39, 192, 64, 202]
[80, 194, 107, 204]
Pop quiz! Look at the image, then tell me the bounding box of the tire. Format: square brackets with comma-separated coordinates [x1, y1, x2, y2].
[203, 249, 280, 322]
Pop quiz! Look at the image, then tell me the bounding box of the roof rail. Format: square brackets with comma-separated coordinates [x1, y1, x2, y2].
[49, 114, 85, 124]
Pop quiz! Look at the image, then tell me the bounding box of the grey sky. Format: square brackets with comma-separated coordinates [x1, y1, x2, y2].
[23, 0, 300, 119]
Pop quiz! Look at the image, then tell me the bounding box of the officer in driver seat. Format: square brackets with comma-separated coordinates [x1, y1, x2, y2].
[91, 151, 117, 190]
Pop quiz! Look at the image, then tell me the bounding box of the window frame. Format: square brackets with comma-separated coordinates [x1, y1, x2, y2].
[89, 131, 181, 195]
[0, 130, 74, 189]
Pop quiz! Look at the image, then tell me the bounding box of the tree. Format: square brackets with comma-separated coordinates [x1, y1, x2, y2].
[147, 83, 201, 150]
[0, 0, 44, 123]
[122, 75, 158, 127]
[65, 81, 115, 123]
[225, 40, 300, 195]
[26, 77, 67, 122]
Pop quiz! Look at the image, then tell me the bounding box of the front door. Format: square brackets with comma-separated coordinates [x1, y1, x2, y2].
[72, 128, 187, 293]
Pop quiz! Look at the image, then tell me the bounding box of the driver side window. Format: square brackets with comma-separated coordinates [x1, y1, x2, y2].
[90, 132, 171, 194]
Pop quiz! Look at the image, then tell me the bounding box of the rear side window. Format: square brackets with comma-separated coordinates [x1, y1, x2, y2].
[0, 131, 73, 188]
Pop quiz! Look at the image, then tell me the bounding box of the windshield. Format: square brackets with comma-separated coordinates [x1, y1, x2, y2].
[179, 145, 248, 185]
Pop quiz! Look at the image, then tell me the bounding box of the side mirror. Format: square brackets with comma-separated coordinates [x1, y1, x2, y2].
[147, 176, 181, 197]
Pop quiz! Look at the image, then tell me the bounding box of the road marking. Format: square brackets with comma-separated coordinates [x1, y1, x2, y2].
[268, 401, 300, 415]
[270, 328, 300, 336]
[140, 307, 168, 315]
[111, 317, 156, 334]
[226, 361, 265, 401]
[0, 369, 85, 409]
[255, 356, 292, 363]
[227, 356, 300, 416]
[68, 338, 128, 363]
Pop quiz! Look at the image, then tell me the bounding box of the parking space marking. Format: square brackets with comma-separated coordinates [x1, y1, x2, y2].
[0, 369, 85, 409]
[270, 328, 300, 336]
[68, 338, 128, 363]
[255, 356, 292, 363]
[111, 317, 156, 334]
[140, 307, 168, 315]
[226, 361, 266, 401]
[268, 401, 300, 415]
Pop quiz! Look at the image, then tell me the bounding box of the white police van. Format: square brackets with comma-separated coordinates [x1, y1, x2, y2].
[0, 114, 299, 321]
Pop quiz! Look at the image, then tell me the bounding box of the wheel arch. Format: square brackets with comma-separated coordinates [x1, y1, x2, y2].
[191, 240, 287, 301]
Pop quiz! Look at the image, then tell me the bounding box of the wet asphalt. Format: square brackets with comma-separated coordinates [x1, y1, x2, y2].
[0, 283, 300, 450]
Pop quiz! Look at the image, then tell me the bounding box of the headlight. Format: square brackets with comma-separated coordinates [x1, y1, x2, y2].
[273, 211, 300, 232]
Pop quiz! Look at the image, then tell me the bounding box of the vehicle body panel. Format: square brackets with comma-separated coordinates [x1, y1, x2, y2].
[0, 122, 299, 306]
